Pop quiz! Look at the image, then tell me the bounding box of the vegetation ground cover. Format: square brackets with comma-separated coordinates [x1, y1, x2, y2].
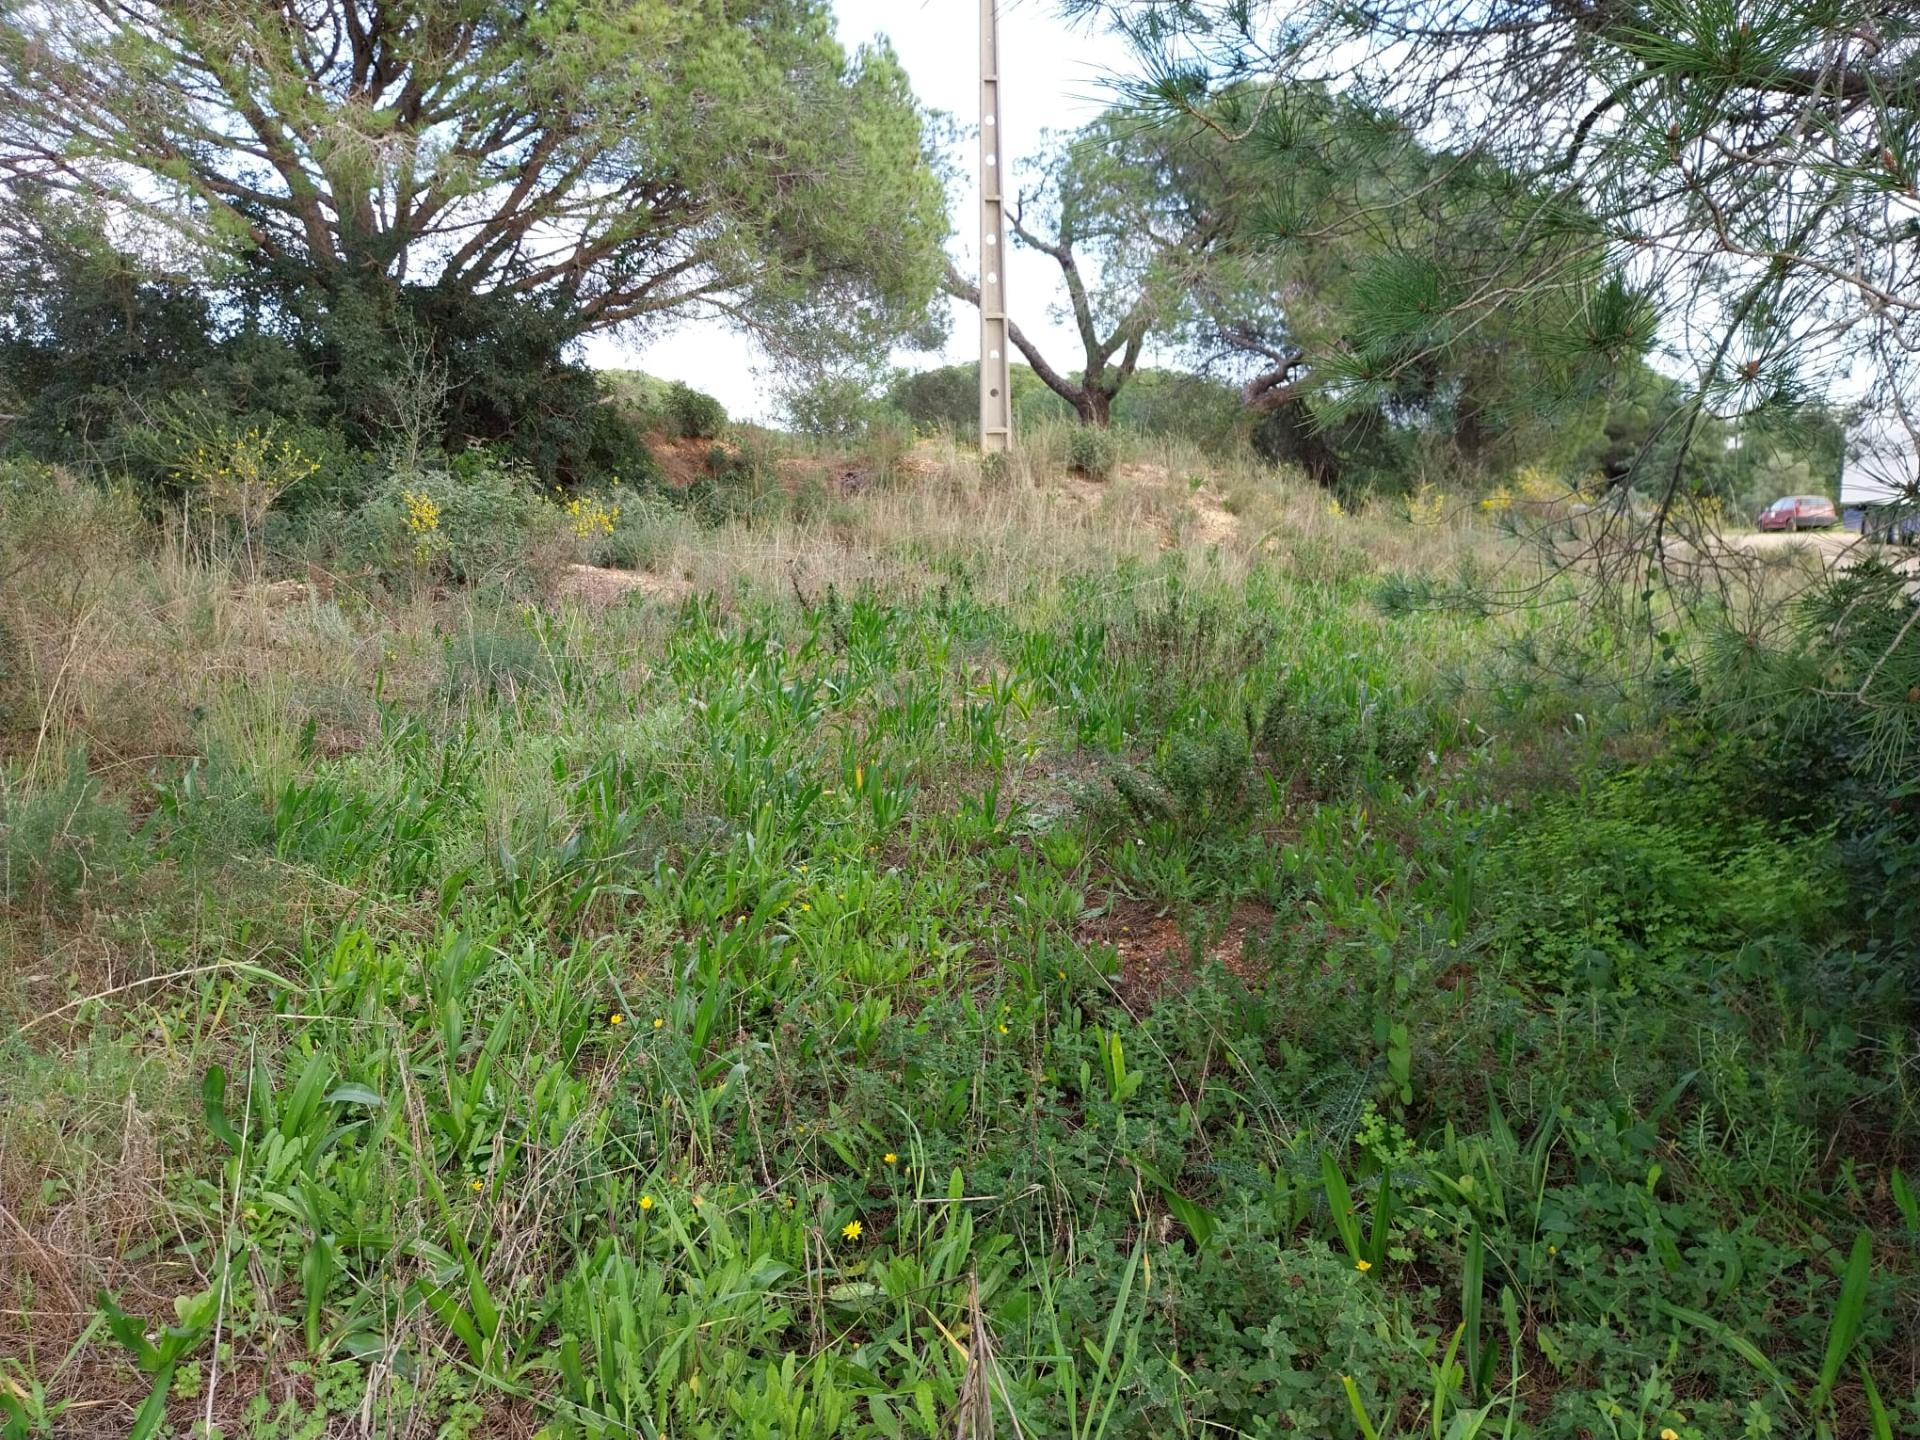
[1, 436, 1914, 1439]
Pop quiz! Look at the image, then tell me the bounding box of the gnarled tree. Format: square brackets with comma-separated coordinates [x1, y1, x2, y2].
[945, 113, 1235, 427]
[0, 0, 948, 459]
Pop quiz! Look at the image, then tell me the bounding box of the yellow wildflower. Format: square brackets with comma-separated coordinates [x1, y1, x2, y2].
[1355, 1259, 1373, 1273]
[639, 1195, 653, 1211]
[884, 1153, 898, 1166]
[610, 1013, 623, 1026]
[1660, 1432, 1679, 1440]
[842, 1220, 863, 1241]
[653, 1018, 664, 1028]
[472, 1180, 483, 1192]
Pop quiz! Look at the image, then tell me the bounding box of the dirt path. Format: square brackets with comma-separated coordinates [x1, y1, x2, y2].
[1719, 529, 1920, 589]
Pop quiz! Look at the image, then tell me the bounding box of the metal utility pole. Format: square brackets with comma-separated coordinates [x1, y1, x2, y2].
[979, 0, 1012, 454]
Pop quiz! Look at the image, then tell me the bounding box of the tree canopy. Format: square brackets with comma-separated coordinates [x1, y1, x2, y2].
[1067, 0, 1920, 491]
[949, 90, 1641, 488]
[0, 0, 948, 474]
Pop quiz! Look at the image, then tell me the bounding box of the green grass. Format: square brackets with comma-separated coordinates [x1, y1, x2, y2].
[0, 453, 1914, 1439]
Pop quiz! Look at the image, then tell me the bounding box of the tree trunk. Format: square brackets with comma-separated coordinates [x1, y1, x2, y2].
[1253, 396, 1343, 490]
[1080, 387, 1113, 428]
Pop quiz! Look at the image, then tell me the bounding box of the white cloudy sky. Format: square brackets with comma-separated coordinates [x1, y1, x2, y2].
[581, 2, 1138, 421]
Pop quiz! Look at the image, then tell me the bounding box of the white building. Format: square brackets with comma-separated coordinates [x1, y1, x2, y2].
[1842, 418, 1919, 541]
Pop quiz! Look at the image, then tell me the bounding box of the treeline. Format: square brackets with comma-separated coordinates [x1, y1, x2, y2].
[0, 1, 1857, 513]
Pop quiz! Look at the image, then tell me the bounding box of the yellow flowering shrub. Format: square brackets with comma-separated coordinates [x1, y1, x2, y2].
[401, 488, 446, 564]
[562, 495, 620, 540]
[1406, 483, 1447, 526]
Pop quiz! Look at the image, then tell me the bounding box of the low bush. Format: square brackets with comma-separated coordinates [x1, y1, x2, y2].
[1257, 681, 1431, 792]
[666, 380, 727, 440]
[0, 752, 136, 910]
[1066, 424, 1119, 479]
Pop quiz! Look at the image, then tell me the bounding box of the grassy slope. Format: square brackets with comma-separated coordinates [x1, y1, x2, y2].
[0, 441, 1913, 1438]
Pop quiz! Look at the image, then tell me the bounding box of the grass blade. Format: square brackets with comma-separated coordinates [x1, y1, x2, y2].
[1462, 1224, 1487, 1397]
[1810, 1231, 1872, 1414]
[1342, 1374, 1382, 1440]
[1892, 1168, 1918, 1239]
[1322, 1151, 1362, 1264]
[1658, 1302, 1786, 1389]
[200, 1066, 241, 1153]
[1860, 1361, 1893, 1440]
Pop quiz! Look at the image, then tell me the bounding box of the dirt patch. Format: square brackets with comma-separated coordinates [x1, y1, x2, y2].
[1186, 494, 1239, 547]
[242, 578, 314, 606]
[554, 563, 692, 608]
[1079, 896, 1274, 1013]
[645, 433, 726, 490]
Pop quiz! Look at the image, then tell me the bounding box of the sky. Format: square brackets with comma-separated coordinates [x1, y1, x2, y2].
[581, 2, 1137, 422]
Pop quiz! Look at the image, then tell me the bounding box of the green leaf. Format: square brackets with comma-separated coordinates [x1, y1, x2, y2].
[412, 1279, 484, 1367]
[96, 1290, 160, 1373]
[201, 1066, 241, 1153]
[1162, 1189, 1219, 1249]
[172, 1285, 217, 1336]
[1342, 1374, 1382, 1440]
[1132, 1156, 1220, 1248]
[1892, 1168, 1918, 1239]
[1462, 1224, 1487, 1397]
[1322, 1150, 1362, 1264]
[325, 1083, 384, 1108]
[1367, 1167, 1394, 1271]
[1659, 1302, 1785, 1388]
[1861, 1361, 1894, 1440]
[1810, 1231, 1872, 1414]
[125, 1365, 176, 1440]
[557, 1333, 586, 1398]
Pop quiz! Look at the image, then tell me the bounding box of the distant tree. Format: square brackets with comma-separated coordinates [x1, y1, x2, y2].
[1072, 0, 1918, 773]
[945, 113, 1239, 427]
[1068, 0, 1918, 506]
[947, 93, 1636, 485]
[0, 0, 948, 470]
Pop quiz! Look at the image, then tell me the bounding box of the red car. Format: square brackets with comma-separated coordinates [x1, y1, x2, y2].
[1757, 494, 1839, 532]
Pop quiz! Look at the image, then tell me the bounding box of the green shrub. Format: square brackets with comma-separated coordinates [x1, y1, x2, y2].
[0, 754, 137, 909]
[885, 361, 1073, 438]
[1108, 725, 1253, 838]
[338, 453, 537, 584]
[1257, 684, 1430, 793]
[780, 373, 879, 441]
[1484, 782, 1841, 987]
[445, 628, 542, 701]
[586, 489, 678, 569]
[666, 381, 727, 441]
[1066, 424, 1119, 479]
[1111, 370, 1246, 453]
